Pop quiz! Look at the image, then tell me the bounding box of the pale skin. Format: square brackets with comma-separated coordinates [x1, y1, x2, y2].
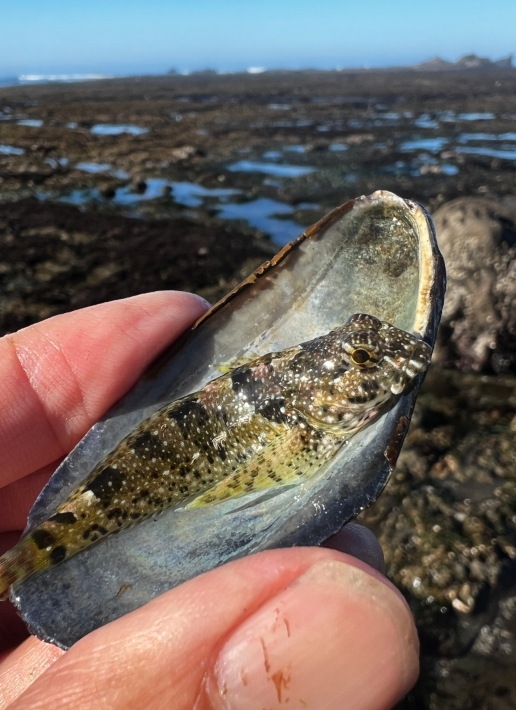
[0, 292, 419, 710]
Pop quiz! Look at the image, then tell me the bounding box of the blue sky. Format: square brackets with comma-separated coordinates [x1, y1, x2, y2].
[0, 0, 514, 76]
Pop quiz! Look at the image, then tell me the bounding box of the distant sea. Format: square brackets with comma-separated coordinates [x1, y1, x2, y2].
[0, 77, 19, 88]
[0, 74, 110, 88]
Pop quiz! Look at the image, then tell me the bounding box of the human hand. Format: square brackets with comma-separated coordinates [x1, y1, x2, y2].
[0, 292, 419, 710]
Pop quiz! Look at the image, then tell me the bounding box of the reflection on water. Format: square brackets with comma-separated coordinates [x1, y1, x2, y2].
[91, 124, 149, 136]
[384, 158, 459, 177]
[111, 169, 131, 179]
[38, 177, 306, 245]
[459, 132, 516, 142]
[17, 119, 43, 127]
[217, 198, 302, 245]
[262, 151, 282, 160]
[54, 188, 101, 205]
[457, 145, 516, 161]
[113, 178, 169, 204]
[439, 111, 496, 122]
[414, 115, 439, 129]
[76, 162, 112, 173]
[455, 131, 516, 160]
[228, 160, 315, 177]
[171, 182, 240, 207]
[458, 113, 495, 121]
[283, 145, 306, 153]
[0, 144, 25, 155]
[400, 137, 449, 152]
[45, 157, 69, 168]
[329, 143, 348, 152]
[441, 164, 459, 175]
[113, 179, 240, 206]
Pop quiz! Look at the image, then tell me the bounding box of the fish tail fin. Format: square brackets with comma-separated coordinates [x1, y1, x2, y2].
[0, 537, 39, 601]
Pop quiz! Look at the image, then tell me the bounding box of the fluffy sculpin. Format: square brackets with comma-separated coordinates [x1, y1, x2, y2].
[0, 313, 431, 600]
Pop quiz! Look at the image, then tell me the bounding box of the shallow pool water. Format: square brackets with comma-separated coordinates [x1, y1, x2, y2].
[91, 124, 149, 136]
[0, 144, 25, 155]
[414, 115, 439, 129]
[262, 151, 282, 160]
[441, 164, 460, 175]
[217, 197, 303, 245]
[76, 162, 112, 173]
[459, 132, 516, 143]
[457, 145, 516, 161]
[227, 160, 315, 177]
[44, 157, 69, 168]
[55, 188, 102, 205]
[458, 113, 495, 121]
[283, 145, 306, 153]
[17, 119, 43, 127]
[400, 137, 449, 152]
[171, 182, 240, 207]
[113, 178, 169, 204]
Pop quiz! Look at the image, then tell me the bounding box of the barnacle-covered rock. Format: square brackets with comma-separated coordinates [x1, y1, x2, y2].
[433, 197, 516, 373]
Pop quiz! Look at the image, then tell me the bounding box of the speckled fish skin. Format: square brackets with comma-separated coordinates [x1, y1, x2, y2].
[0, 313, 431, 599]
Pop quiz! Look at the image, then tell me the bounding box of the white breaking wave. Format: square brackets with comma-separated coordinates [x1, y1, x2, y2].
[18, 74, 110, 83]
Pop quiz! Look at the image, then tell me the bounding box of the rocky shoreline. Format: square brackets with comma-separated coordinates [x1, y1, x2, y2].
[1, 70, 515, 709]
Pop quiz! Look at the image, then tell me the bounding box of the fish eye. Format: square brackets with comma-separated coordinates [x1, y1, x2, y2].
[351, 348, 372, 365]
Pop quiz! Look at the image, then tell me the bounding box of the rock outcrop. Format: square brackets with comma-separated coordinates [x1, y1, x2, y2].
[432, 197, 516, 373]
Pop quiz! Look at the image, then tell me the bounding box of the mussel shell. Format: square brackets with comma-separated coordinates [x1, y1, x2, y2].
[14, 190, 445, 648]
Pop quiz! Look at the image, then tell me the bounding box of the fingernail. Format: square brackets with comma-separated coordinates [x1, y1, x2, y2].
[189, 293, 212, 310]
[324, 522, 386, 574]
[205, 560, 419, 710]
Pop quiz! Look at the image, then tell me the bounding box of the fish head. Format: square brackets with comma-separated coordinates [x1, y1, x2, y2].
[340, 313, 432, 401]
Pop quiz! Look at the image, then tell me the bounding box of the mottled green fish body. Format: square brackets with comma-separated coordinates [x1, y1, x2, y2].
[0, 313, 431, 599]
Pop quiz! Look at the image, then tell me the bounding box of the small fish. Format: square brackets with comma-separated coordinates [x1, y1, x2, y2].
[0, 313, 431, 599]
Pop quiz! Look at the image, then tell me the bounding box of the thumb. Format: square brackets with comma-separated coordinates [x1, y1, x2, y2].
[6, 547, 418, 710]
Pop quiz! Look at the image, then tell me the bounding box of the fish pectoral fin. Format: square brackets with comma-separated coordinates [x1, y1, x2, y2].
[292, 407, 358, 437]
[218, 486, 295, 514]
[185, 423, 341, 510]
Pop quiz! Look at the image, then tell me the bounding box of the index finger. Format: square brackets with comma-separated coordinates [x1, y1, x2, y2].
[0, 292, 208, 489]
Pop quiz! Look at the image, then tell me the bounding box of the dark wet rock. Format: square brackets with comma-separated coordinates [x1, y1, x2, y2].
[0, 198, 275, 336]
[132, 178, 147, 193]
[359, 367, 516, 708]
[400, 588, 516, 709]
[99, 184, 116, 199]
[432, 197, 516, 373]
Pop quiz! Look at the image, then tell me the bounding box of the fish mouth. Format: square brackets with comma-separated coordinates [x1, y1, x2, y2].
[388, 343, 430, 395]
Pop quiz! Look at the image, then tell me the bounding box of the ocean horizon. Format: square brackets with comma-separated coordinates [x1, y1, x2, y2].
[0, 53, 513, 89]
